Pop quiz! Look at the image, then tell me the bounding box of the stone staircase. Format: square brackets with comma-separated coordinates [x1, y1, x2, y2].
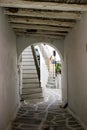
[21, 46, 43, 103]
[46, 73, 56, 88]
[46, 62, 56, 88]
[39, 44, 56, 89]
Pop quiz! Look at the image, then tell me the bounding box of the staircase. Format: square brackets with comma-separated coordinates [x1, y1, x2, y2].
[39, 44, 56, 89]
[46, 63, 56, 89]
[21, 46, 43, 103]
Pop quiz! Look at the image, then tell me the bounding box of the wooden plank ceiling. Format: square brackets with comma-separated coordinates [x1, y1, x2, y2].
[0, 0, 87, 39]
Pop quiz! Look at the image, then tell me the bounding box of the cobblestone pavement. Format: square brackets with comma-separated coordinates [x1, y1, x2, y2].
[12, 99, 85, 130]
[12, 88, 85, 130]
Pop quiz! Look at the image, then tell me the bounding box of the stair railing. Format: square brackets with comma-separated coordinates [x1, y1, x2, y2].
[31, 45, 40, 86]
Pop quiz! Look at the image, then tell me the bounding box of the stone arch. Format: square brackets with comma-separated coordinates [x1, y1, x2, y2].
[17, 35, 64, 61]
[17, 36, 64, 103]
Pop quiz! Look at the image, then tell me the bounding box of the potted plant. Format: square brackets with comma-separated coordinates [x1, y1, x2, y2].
[55, 62, 61, 75]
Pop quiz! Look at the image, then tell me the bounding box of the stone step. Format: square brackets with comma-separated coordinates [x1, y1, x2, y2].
[22, 62, 35, 66]
[23, 78, 39, 83]
[22, 65, 36, 70]
[22, 93, 43, 100]
[46, 84, 56, 88]
[22, 88, 42, 94]
[25, 98, 43, 103]
[48, 79, 55, 82]
[48, 76, 55, 79]
[23, 48, 31, 52]
[48, 76, 56, 79]
[22, 53, 33, 56]
[22, 49, 32, 53]
[47, 81, 56, 85]
[22, 68, 37, 74]
[24, 52, 31, 54]
[22, 60, 35, 63]
[48, 77, 55, 81]
[22, 67, 36, 70]
[23, 81, 39, 84]
[22, 58, 34, 62]
[22, 49, 32, 52]
[25, 51, 31, 53]
[22, 69, 37, 74]
[23, 83, 40, 88]
[22, 55, 33, 58]
[22, 57, 33, 60]
[23, 73, 38, 78]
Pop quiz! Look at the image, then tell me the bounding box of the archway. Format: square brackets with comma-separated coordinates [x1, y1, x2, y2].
[18, 42, 63, 104]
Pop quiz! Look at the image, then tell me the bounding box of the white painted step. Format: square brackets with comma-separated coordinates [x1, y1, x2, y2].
[22, 50, 32, 55]
[22, 65, 36, 69]
[22, 53, 33, 56]
[23, 73, 38, 78]
[22, 55, 33, 58]
[22, 62, 35, 66]
[22, 60, 34, 63]
[46, 84, 56, 88]
[25, 98, 43, 104]
[22, 88, 42, 94]
[22, 69, 37, 74]
[48, 79, 55, 83]
[22, 51, 32, 54]
[23, 78, 39, 83]
[23, 83, 40, 88]
[22, 49, 32, 52]
[22, 93, 42, 99]
[47, 81, 55, 85]
[22, 69, 37, 73]
[22, 59, 34, 62]
[22, 58, 34, 62]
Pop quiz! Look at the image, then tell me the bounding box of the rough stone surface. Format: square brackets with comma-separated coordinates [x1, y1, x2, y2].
[12, 100, 85, 130]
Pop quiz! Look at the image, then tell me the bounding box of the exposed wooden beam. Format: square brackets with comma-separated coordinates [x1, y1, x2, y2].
[9, 17, 75, 27]
[14, 28, 67, 36]
[11, 23, 71, 32]
[4, 9, 81, 20]
[16, 33, 64, 39]
[0, 0, 87, 11]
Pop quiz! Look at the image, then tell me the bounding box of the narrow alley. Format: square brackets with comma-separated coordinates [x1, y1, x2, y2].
[12, 90, 84, 130]
[0, 1, 87, 130]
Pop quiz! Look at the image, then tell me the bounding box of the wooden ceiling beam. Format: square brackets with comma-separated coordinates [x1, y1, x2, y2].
[13, 28, 67, 36]
[4, 9, 81, 20]
[9, 17, 75, 27]
[0, 0, 87, 11]
[11, 23, 71, 32]
[16, 32, 64, 39]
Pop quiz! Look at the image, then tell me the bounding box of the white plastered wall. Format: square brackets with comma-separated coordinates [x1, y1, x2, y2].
[64, 12, 87, 126]
[0, 8, 19, 130]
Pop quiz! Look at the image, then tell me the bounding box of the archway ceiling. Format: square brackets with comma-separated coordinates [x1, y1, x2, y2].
[0, 0, 87, 39]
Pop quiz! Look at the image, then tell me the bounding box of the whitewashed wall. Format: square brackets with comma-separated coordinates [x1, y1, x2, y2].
[64, 12, 87, 127]
[0, 8, 19, 130]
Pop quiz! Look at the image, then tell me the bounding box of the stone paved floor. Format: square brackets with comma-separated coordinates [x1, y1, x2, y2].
[12, 100, 85, 130]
